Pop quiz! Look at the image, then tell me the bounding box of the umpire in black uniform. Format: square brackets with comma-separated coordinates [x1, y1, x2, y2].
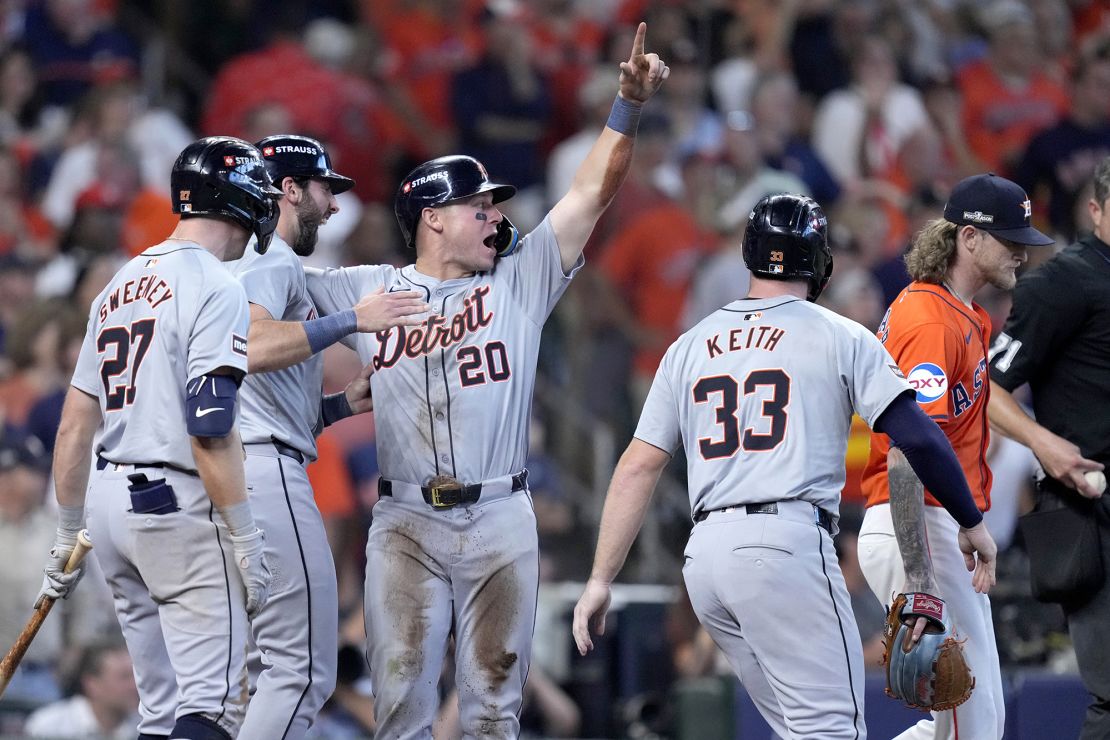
[988, 156, 1110, 739]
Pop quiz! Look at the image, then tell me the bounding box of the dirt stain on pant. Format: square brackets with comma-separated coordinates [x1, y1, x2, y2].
[381, 521, 432, 687]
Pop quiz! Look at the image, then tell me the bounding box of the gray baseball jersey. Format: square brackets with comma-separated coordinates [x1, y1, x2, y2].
[72, 240, 250, 468]
[636, 295, 910, 517]
[646, 295, 910, 737]
[72, 239, 254, 736]
[227, 233, 338, 737]
[226, 234, 323, 459]
[307, 215, 580, 484]
[306, 215, 580, 737]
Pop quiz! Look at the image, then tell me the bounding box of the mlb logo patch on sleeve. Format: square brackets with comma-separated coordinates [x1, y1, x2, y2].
[907, 362, 947, 403]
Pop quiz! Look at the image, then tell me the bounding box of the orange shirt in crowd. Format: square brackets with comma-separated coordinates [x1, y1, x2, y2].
[861, 282, 993, 512]
[308, 429, 357, 520]
[958, 59, 1069, 174]
[599, 203, 717, 378]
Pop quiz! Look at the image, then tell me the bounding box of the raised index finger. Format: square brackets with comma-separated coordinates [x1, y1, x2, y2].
[629, 21, 646, 61]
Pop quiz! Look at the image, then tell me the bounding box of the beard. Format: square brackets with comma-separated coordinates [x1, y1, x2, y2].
[291, 197, 326, 256]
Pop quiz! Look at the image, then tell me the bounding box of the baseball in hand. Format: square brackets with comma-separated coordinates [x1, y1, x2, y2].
[1085, 471, 1107, 495]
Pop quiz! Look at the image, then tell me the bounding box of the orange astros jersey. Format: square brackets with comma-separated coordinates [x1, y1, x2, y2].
[861, 282, 993, 511]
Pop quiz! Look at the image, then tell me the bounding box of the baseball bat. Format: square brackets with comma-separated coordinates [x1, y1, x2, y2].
[0, 529, 93, 698]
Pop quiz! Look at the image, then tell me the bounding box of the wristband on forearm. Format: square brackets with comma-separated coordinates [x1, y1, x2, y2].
[321, 391, 354, 427]
[607, 95, 642, 137]
[304, 309, 357, 355]
[59, 504, 85, 531]
[217, 500, 257, 539]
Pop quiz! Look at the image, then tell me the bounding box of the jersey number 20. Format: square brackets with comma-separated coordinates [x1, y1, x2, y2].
[693, 369, 790, 459]
[98, 318, 156, 410]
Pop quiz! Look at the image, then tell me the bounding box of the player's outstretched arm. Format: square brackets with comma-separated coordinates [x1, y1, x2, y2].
[549, 21, 668, 273]
[988, 380, 1105, 498]
[572, 438, 670, 655]
[246, 290, 428, 373]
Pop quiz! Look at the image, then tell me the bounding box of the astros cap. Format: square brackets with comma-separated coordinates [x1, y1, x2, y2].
[942, 173, 1053, 246]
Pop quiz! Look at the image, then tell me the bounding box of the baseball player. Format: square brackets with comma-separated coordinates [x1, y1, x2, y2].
[305, 22, 667, 738]
[572, 193, 996, 739]
[39, 136, 279, 739]
[859, 173, 1053, 739]
[227, 134, 427, 739]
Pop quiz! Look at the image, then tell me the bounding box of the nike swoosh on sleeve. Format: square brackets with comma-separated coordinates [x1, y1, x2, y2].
[195, 407, 225, 417]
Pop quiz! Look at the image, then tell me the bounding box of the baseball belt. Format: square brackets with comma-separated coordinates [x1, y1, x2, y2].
[693, 501, 834, 534]
[96, 454, 198, 477]
[378, 470, 528, 509]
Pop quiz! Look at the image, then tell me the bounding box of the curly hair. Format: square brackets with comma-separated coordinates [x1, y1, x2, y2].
[904, 218, 958, 284]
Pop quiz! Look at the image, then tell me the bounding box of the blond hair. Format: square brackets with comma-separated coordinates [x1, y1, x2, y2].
[904, 218, 958, 284]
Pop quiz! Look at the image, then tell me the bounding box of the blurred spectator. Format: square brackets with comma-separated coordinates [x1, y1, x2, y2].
[789, 0, 869, 99]
[20, 0, 138, 108]
[750, 70, 841, 207]
[0, 252, 36, 361]
[0, 146, 55, 260]
[596, 153, 721, 410]
[368, 0, 482, 134]
[653, 39, 723, 197]
[0, 46, 67, 161]
[545, 67, 612, 208]
[957, 0, 1069, 174]
[40, 82, 191, 232]
[451, 9, 553, 231]
[1014, 39, 1110, 241]
[0, 434, 62, 703]
[715, 109, 809, 236]
[22, 639, 139, 739]
[0, 298, 84, 430]
[710, 0, 800, 115]
[812, 36, 931, 187]
[871, 185, 946, 307]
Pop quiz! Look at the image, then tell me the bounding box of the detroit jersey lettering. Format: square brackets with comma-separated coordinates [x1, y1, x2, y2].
[306, 215, 579, 485]
[634, 296, 911, 516]
[71, 240, 250, 471]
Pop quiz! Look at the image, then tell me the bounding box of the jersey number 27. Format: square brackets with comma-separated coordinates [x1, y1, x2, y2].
[693, 369, 790, 459]
[98, 318, 156, 411]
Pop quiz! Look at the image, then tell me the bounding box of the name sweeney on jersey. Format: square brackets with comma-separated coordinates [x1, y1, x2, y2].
[705, 325, 785, 358]
[373, 285, 492, 368]
[97, 274, 173, 322]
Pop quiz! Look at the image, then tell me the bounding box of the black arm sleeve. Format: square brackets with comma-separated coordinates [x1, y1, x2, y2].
[873, 393, 983, 528]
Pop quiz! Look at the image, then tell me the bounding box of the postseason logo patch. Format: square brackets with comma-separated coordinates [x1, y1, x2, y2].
[232, 334, 247, 356]
[907, 362, 947, 403]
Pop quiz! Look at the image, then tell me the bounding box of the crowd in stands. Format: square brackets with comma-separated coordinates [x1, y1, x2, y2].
[2, 0, 1107, 735]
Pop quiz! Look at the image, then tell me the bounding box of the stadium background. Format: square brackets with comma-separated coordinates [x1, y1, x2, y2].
[0, 0, 1106, 736]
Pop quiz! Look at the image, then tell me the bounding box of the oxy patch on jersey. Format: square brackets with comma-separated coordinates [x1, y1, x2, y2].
[907, 362, 947, 403]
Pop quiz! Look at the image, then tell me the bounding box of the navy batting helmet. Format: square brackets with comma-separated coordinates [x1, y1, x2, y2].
[256, 134, 355, 194]
[394, 155, 515, 249]
[171, 136, 282, 254]
[742, 193, 833, 302]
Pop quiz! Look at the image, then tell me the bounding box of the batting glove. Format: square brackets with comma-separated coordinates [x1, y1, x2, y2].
[230, 528, 271, 619]
[35, 527, 85, 608]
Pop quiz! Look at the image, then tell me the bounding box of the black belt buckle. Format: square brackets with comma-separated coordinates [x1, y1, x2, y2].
[127, 473, 178, 515]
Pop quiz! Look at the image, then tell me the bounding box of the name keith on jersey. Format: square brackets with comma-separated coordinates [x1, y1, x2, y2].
[372, 285, 493, 368]
[97, 274, 173, 321]
[705, 324, 785, 357]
